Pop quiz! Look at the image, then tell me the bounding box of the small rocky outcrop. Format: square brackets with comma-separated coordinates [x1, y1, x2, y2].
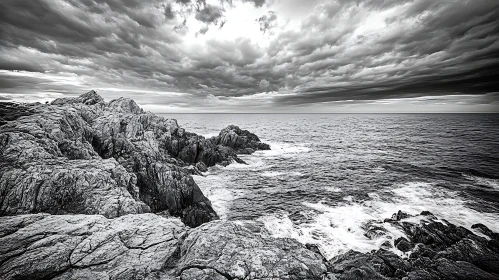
[0, 90, 270, 227]
[215, 125, 271, 154]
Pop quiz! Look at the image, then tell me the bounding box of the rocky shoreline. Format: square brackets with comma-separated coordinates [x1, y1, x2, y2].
[1, 91, 498, 279]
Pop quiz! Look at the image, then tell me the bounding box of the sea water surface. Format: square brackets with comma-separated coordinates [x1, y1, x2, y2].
[163, 113, 499, 259]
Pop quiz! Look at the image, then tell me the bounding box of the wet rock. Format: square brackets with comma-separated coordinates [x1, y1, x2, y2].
[0, 213, 187, 280]
[472, 223, 499, 240]
[395, 237, 414, 252]
[392, 210, 411, 221]
[380, 240, 393, 250]
[177, 220, 327, 280]
[362, 220, 388, 239]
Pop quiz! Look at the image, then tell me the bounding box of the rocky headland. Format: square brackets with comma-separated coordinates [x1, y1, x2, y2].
[1, 91, 498, 279]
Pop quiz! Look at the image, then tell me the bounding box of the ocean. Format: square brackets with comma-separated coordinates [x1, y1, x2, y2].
[162, 113, 499, 259]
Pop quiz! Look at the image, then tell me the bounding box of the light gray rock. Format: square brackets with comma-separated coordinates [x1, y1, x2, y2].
[0, 213, 187, 280]
[177, 220, 328, 280]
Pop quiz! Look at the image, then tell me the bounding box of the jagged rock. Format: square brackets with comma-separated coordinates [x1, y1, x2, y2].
[177, 220, 328, 279]
[1, 90, 270, 227]
[393, 210, 411, 221]
[0, 213, 187, 280]
[195, 161, 208, 172]
[51, 90, 104, 106]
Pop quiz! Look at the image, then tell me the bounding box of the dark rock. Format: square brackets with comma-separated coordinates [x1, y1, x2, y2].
[380, 240, 392, 250]
[434, 237, 499, 274]
[395, 237, 414, 252]
[420, 210, 434, 216]
[329, 250, 389, 279]
[392, 210, 411, 221]
[472, 223, 499, 240]
[0, 102, 37, 126]
[433, 258, 498, 280]
[362, 220, 388, 239]
[216, 125, 271, 153]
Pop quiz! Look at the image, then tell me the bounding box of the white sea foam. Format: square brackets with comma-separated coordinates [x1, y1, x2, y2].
[463, 174, 499, 191]
[261, 171, 303, 178]
[223, 156, 268, 171]
[202, 131, 220, 138]
[259, 181, 499, 260]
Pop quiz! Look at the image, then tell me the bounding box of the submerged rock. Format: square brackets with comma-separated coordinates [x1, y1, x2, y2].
[0, 90, 270, 227]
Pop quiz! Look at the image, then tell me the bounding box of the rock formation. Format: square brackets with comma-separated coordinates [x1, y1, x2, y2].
[0, 90, 269, 227]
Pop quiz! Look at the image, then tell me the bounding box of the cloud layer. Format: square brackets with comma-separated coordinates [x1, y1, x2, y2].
[0, 0, 498, 112]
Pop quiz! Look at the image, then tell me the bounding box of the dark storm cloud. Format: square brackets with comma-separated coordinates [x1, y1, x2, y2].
[195, 4, 224, 25]
[0, 0, 498, 111]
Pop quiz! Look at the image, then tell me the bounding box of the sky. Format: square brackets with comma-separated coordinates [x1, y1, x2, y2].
[0, 0, 498, 113]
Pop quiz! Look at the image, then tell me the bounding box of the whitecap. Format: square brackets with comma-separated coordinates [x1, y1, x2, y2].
[462, 173, 499, 191]
[261, 171, 304, 178]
